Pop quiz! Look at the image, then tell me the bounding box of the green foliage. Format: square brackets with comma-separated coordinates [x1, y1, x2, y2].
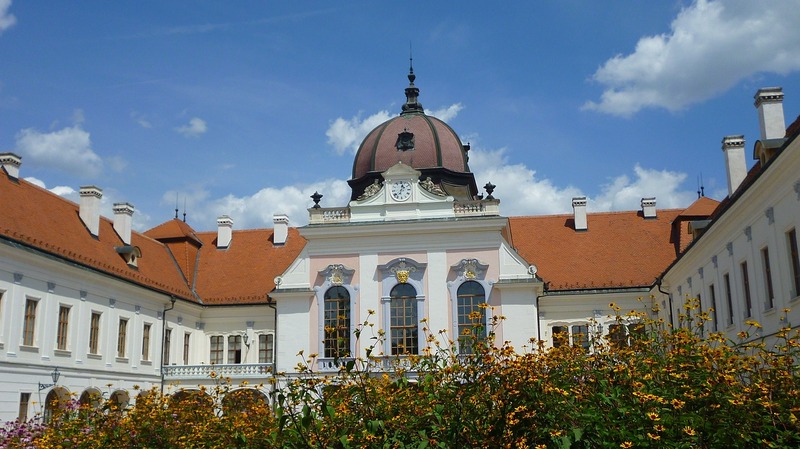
[6, 301, 800, 448]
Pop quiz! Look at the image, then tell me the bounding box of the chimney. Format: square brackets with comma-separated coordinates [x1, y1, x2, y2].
[641, 197, 657, 219]
[79, 186, 103, 236]
[721, 135, 746, 195]
[754, 87, 785, 140]
[572, 197, 587, 231]
[113, 202, 135, 245]
[0, 152, 21, 178]
[217, 215, 233, 248]
[273, 214, 289, 245]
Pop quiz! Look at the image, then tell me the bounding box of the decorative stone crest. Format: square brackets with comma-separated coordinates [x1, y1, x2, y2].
[712, 255, 718, 268]
[319, 264, 355, 286]
[744, 226, 752, 242]
[765, 207, 775, 225]
[451, 258, 488, 280]
[420, 177, 446, 196]
[726, 242, 733, 256]
[357, 179, 383, 200]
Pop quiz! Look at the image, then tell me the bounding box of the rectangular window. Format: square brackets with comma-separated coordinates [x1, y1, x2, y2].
[259, 334, 274, 364]
[551, 325, 568, 348]
[22, 299, 37, 346]
[18, 393, 30, 422]
[741, 262, 752, 318]
[141, 323, 151, 361]
[56, 306, 70, 350]
[571, 324, 590, 351]
[709, 284, 718, 332]
[228, 335, 242, 364]
[724, 274, 734, 326]
[89, 312, 101, 354]
[762, 247, 775, 310]
[209, 335, 223, 364]
[608, 324, 627, 348]
[163, 329, 172, 365]
[117, 318, 128, 358]
[183, 333, 190, 365]
[788, 229, 800, 297]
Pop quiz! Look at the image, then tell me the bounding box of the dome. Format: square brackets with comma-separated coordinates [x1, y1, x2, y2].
[348, 67, 478, 201]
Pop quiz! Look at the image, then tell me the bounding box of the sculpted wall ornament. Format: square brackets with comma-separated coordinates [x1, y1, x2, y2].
[357, 179, 383, 200]
[390, 259, 417, 284]
[319, 264, 355, 286]
[451, 258, 489, 280]
[420, 177, 446, 196]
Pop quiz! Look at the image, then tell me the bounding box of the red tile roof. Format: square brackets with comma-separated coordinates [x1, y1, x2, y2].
[192, 228, 306, 304]
[0, 175, 196, 301]
[509, 209, 685, 291]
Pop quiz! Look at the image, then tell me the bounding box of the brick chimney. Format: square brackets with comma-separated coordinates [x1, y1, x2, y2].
[754, 87, 785, 140]
[113, 202, 135, 245]
[0, 152, 21, 178]
[572, 197, 587, 231]
[273, 214, 289, 245]
[721, 135, 746, 196]
[217, 215, 233, 249]
[641, 197, 656, 219]
[79, 186, 103, 236]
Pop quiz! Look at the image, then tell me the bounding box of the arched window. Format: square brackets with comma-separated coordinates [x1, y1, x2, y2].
[323, 286, 351, 358]
[457, 281, 486, 354]
[390, 283, 418, 355]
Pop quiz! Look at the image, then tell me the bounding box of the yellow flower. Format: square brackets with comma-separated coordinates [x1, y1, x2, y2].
[671, 398, 685, 409]
[549, 429, 564, 437]
[646, 412, 660, 421]
[683, 426, 696, 436]
[653, 424, 665, 432]
[647, 433, 661, 440]
[620, 442, 633, 448]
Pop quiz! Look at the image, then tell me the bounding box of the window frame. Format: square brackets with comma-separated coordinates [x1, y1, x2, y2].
[22, 298, 38, 347]
[322, 286, 351, 359]
[389, 283, 419, 355]
[741, 261, 752, 319]
[762, 247, 775, 310]
[228, 335, 242, 364]
[723, 273, 734, 326]
[379, 258, 426, 357]
[447, 259, 494, 354]
[455, 280, 488, 354]
[258, 333, 274, 364]
[89, 312, 101, 355]
[183, 332, 190, 365]
[117, 318, 128, 359]
[56, 305, 70, 351]
[209, 335, 224, 365]
[141, 323, 152, 361]
[314, 264, 358, 361]
[788, 228, 800, 298]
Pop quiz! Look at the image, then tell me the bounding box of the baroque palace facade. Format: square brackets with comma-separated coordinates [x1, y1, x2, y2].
[1, 72, 799, 423]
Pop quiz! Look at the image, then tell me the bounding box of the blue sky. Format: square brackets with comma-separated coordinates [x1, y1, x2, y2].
[2, 1, 800, 231]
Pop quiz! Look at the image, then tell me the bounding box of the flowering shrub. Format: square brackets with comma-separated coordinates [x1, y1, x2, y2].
[3, 303, 799, 448]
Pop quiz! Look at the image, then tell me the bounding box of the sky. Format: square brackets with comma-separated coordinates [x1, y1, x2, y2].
[1, 0, 800, 232]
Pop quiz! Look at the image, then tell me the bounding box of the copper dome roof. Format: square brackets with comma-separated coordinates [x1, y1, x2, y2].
[348, 66, 477, 201]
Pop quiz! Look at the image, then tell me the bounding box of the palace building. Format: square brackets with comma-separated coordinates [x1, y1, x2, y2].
[1, 72, 798, 423]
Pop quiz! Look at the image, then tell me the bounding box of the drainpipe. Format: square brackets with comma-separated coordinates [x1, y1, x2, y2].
[655, 278, 674, 329]
[536, 282, 548, 343]
[160, 296, 177, 393]
[266, 295, 278, 409]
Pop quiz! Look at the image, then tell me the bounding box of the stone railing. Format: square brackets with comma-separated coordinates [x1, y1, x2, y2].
[162, 363, 274, 380]
[308, 207, 351, 224]
[454, 199, 500, 216]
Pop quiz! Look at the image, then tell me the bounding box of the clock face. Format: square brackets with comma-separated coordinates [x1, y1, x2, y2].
[390, 180, 412, 201]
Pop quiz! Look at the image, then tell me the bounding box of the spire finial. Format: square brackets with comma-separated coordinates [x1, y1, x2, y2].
[408, 43, 416, 85]
[401, 45, 424, 115]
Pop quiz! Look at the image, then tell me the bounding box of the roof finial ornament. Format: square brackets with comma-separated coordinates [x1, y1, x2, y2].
[401, 44, 424, 115]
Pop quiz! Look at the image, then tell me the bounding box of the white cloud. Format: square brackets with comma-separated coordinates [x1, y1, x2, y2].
[130, 111, 152, 128]
[584, 0, 800, 116]
[326, 110, 392, 155]
[428, 103, 464, 122]
[325, 103, 464, 156]
[592, 164, 697, 211]
[469, 147, 584, 216]
[164, 179, 351, 230]
[23, 176, 78, 199]
[176, 117, 207, 138]
[15, 124, 104, 178]
[470, 147, 696, 216]
[0, 0, 16, 34]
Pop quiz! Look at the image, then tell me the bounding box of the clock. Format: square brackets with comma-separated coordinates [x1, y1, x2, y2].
[390, 180, 412, 201]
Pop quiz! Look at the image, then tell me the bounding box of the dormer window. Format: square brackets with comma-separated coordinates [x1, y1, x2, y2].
[395, 129, 414, 152]
[115, 246, 142, 268]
